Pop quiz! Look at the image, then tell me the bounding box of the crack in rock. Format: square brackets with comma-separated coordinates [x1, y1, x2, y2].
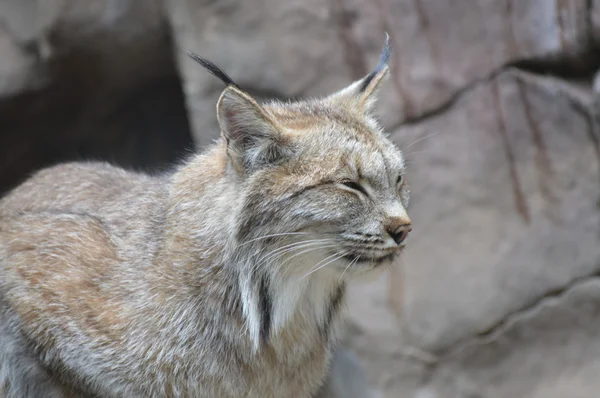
[395, 65, 509, 128]
[437, 270, 600, 361]
[395, 43, 600, 130]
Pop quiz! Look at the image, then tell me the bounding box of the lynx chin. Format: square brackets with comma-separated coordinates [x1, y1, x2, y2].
[0, 35, 412, 398]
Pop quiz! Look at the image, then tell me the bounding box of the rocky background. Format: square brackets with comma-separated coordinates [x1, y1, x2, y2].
[1, 1, 600, 397]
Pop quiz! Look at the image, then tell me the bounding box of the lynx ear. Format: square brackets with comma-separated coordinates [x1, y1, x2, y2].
[329, 33, 391, 113]
[217, 86, 289, 173]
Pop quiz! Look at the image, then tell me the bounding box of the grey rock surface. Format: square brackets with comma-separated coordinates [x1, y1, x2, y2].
[372, 68, 600, 397]
[167, 0, 597, 144]
[419, 279, 600, 398]
[394, 69, 600, 353]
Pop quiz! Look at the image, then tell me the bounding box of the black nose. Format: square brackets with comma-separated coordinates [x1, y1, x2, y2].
[388, 224, 411, 245]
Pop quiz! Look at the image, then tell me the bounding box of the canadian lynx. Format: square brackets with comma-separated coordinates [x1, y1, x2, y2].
[0, 35, 411, 397]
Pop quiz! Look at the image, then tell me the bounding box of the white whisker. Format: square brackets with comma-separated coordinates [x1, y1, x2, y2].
[279, 244, 340, 278]
[258, 239, 336, 264]
[298, 252, 345, 280]
[339, 255, 360, 281]
[238, 232, 312, 246]
[401, 131, 442, 152]
[251, 240, 337, 274]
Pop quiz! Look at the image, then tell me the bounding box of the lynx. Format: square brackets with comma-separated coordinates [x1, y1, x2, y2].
[0, 35, 411, 397]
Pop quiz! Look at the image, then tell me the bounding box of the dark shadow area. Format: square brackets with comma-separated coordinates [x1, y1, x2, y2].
[0, 35, 193, 197]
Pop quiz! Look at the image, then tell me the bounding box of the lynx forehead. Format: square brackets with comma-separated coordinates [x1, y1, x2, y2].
[1, 35, 412, 398]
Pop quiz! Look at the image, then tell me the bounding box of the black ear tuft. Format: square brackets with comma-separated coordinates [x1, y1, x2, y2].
[186, 51, 240, 89]
[359, 32, 390, 93]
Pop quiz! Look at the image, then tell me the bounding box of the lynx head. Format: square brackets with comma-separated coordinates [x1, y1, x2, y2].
[188, 35, 410, 277]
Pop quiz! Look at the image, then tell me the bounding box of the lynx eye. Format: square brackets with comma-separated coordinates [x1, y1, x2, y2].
[396, 175, 404, 187]
[341, 181, 367, 195]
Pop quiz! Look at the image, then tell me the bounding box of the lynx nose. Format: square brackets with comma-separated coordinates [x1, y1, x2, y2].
[387, 223, 412, 245]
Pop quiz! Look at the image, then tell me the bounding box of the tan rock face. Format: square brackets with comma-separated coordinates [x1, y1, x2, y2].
[2, 0, 600, 397]
[167, 0, 597, 144]
[396, 69, 600, 352]
[382, 70, 600, 396]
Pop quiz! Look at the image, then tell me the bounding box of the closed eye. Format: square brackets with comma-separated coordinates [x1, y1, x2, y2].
[341, 181, 368, 195]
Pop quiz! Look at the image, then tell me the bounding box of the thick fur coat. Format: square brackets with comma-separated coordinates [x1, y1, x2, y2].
[0, 36, 411, 397]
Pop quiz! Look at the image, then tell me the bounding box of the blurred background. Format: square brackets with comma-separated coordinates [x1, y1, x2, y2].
[1, 1, 600, 397]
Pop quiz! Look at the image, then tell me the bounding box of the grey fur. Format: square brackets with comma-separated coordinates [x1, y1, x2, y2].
[0, 37, 411, 397]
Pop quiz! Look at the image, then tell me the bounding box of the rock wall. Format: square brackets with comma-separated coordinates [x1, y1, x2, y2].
[0, 0, 193, 193]
[2, 1, 600, 397]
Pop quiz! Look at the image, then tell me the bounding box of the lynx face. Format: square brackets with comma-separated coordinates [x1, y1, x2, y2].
[238, 103, 411, 273]
[205, 36, 411, 275]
